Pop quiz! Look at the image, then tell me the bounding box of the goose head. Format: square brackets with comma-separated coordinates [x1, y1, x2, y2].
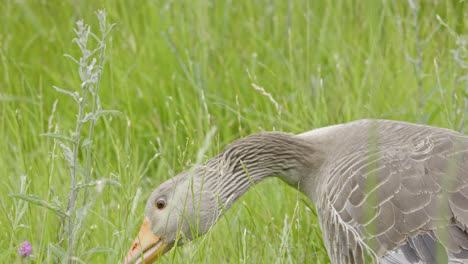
[123, 170, 219, 264]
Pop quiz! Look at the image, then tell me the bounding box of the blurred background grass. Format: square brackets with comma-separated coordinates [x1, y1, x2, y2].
[1, 0, 467, 263]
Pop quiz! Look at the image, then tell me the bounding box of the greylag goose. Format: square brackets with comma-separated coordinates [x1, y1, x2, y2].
[124, 119, 468, 264]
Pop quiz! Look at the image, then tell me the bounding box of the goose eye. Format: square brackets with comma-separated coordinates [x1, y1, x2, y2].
[155, 199, 166, 210]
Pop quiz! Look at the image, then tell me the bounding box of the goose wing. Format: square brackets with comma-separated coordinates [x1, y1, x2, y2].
[322, 122, 468, 263]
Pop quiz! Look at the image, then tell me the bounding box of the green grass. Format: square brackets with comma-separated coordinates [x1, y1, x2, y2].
[1, 0, 467, 263]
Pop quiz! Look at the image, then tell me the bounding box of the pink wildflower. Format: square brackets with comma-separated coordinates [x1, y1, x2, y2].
[18, 240, 33, 258]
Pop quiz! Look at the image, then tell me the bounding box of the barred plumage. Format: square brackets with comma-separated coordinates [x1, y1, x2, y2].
[126, 119, 468, 264]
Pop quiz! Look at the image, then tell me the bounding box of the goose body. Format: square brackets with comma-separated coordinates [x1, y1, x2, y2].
[125, 119, 468, 264]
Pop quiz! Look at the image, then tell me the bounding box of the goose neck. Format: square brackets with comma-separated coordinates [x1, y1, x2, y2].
[203, 132, 321, 209]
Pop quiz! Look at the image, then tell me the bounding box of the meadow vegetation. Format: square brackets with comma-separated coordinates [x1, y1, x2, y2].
[1, 0, 468, 263]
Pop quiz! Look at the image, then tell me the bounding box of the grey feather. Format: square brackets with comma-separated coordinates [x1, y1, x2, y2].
[297, 120, 468, 263]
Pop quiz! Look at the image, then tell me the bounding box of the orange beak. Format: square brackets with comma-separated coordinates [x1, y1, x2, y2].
[124, 219, 168, 264]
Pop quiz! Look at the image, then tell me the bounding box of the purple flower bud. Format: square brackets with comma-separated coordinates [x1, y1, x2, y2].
[18, 240, 32, 257]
